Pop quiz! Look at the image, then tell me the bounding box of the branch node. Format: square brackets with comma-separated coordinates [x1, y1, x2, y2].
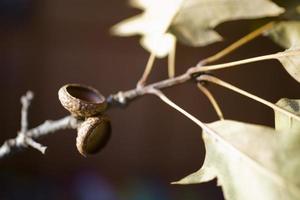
[0, 91, 80, 158]
[107, 91, 129, 107]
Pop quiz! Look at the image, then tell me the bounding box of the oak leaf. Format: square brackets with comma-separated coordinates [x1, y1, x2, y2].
[277, 47, 300, 83]
[173, 120, 300, 200]
[112, 0, 284, 57]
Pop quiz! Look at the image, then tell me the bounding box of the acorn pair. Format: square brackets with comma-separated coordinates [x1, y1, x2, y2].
[58, 84, 111, 156]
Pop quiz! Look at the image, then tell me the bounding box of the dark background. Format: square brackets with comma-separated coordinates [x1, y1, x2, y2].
[0, 1, 299, 199]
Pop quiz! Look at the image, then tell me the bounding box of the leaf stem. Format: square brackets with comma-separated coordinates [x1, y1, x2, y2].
[198, 75, 300, 122]
[137, 52, 156, 88]
[197, 83, 224, 120]
[147, 88, 224, 139]
[189, 49, 300, 74]
[168, 40, 176, 78]
[199, 22, 275, 66]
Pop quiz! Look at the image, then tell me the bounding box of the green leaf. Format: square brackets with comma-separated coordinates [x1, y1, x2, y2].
[111, 0, 283, 57]
[173, 120, 300, 200]
[277, 47, 300, 83]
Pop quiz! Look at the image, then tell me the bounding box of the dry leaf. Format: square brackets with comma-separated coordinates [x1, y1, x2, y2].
[275, 98, 300, 153]
[274, 98, 300, 189]
[171, 0, 284, 47]
[266, 1, 300, 48]
[277, 47, 300, 83]
[264, 2, 300, 83]
[111, 0, 183, 57]
[173, 120, 300, 200]
[111, 0, 283, 57]
[268, 21, 300, 49]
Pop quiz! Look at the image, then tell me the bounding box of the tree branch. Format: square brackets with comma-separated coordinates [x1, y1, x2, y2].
[0, 92, 81, 158]
[108, 48, 300, 106]
[2, 48, 299, 159]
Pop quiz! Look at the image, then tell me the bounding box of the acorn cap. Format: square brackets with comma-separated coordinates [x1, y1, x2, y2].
[58, 84, 107, 118]
[76, 116, 111, 156]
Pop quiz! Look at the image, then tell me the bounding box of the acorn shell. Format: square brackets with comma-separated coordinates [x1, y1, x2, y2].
[76, 116, 111, 156]
[58, 84, 107, 118]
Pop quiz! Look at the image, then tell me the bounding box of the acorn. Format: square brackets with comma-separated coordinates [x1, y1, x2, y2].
[58, 84, 107, 118]
[76, 116, 111, 156]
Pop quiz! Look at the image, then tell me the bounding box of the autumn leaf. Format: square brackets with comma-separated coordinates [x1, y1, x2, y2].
[275, 98, 300, 151]
[173, 120, 300, 200]
[274, 98, 300, 189]
[273, 0, 300, 20]
[111, 0, 182, 58]
[275, 98, 300, 133]
[263, 2, 300, 83]
[171, 0, 284, 47]
[111, 0, 284, 57]
[277, 47, 300, 82]
[266, 1, 300, 48]
[268, 21, 300, 49]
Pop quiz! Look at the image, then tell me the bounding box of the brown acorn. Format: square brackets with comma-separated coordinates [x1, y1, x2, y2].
[58, 84, 107, 118]
[76, 116, 111, 156]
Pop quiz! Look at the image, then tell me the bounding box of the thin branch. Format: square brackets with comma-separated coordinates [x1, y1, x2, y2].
[26, 116, 80, 138]
[3, 42, 299, 158]
[23, 137, 47, 154]
[20, 91, 34, 133]
[198, 75, 300, 122]
[108, 73, 191, 106]
[18, 91, 47, 153]
[110, 48, 300, 105]
[0, 91, 81, 158]
[137, 52, 156, 88]
[109, 52, 286, 104]
[199, 22, 275, 66]
[0, 116, 80, 158]
[197, 83, 224, 120]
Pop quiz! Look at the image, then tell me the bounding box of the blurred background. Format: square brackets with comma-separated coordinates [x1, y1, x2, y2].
[1, 0, 300, 199]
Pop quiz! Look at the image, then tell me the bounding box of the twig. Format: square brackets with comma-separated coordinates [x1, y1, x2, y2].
[20, 91, 34, 133]
[109, 48, 300, 106]
[2, 46, 299, 158]
[108, 73, 191, 106]
[19, 91, 47, 154]
[0, 92, 81, 158]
